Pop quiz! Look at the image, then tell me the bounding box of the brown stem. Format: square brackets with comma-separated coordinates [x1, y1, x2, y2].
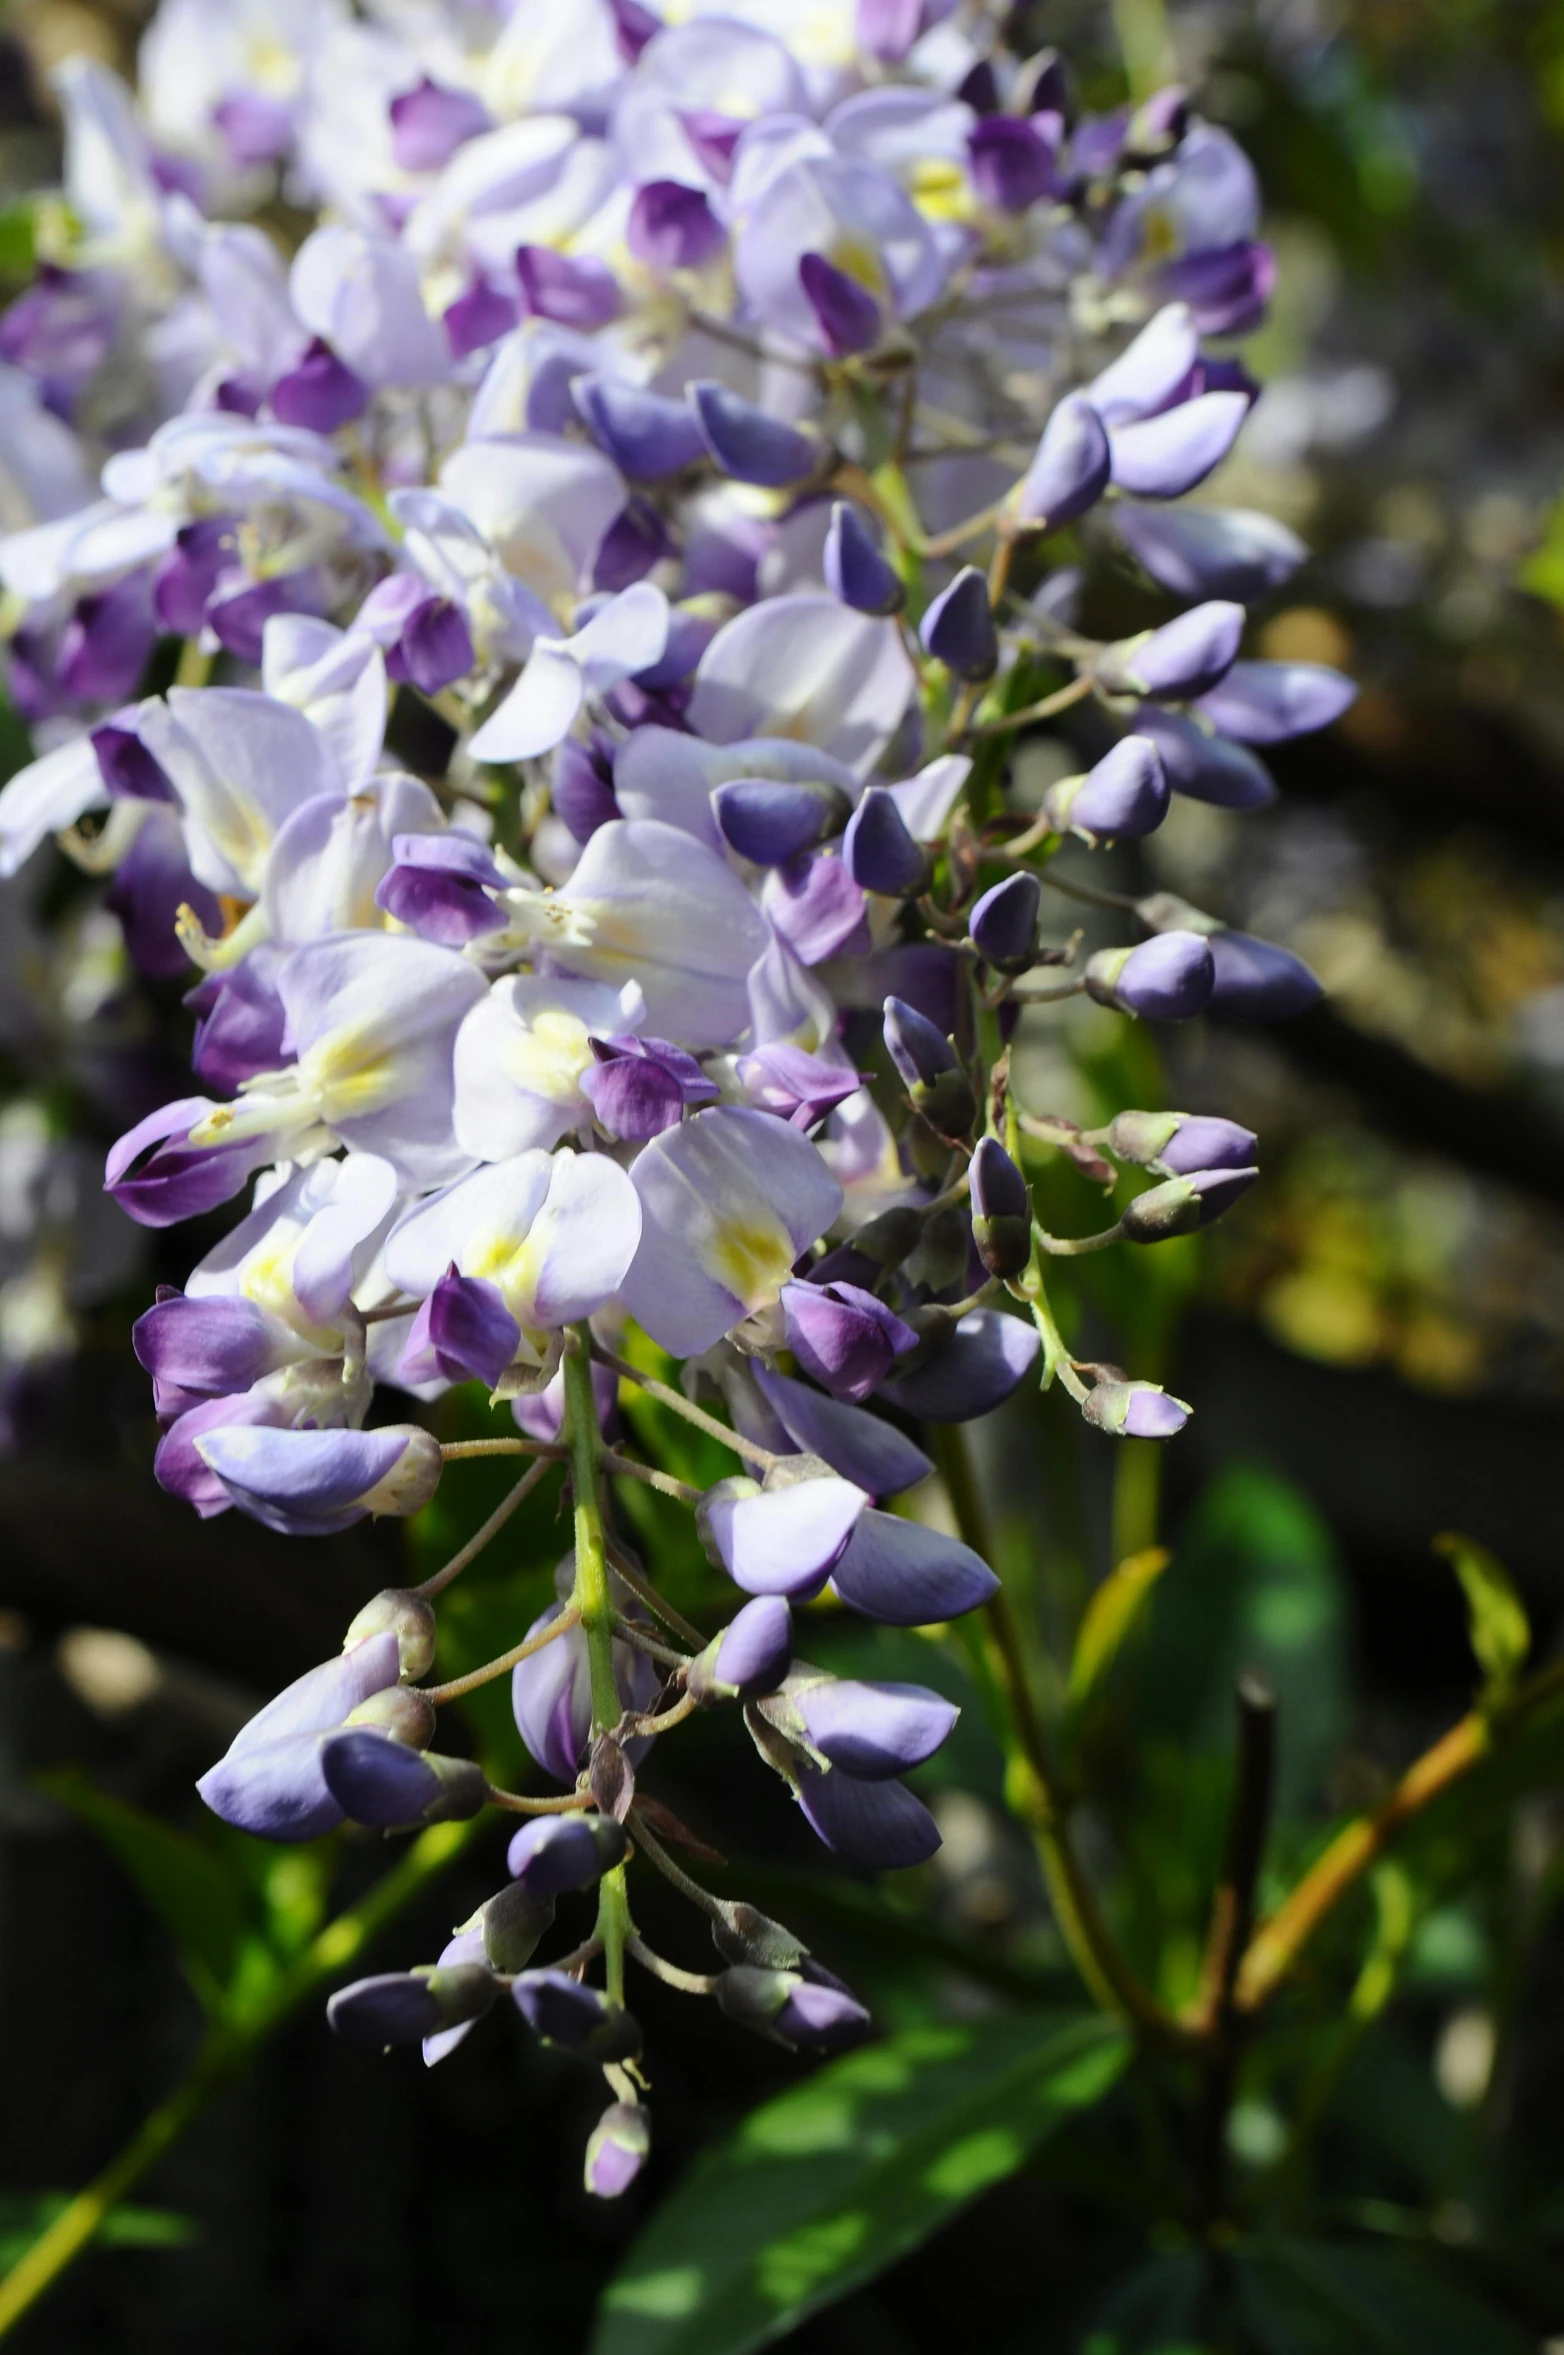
[601, 1451, 703, 1505]
[485, 1785, 592, 1815]
[439, 1437, 562, 1462]
[628, 1808, 726, 1920]
[1236, 1656, 1564, 2012]
[414, 1454, 559, 1600]
[421, 1605, 581, 1704]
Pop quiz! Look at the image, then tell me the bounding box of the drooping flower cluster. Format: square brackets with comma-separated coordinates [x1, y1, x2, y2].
[0, 0, 1354, 2195]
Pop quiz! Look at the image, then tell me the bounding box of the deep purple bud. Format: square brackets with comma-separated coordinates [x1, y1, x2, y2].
[1193, 660, 1356, 745]
[735, 1042, 861, 1130]
[585, 2102, 649, 2199]
[133, 1291, 281, 1416]
[581, 1034, 718, 1143]
[780, 1279, 917, 1404]
[1070, 108, 1128, 179]
[1158, 241, 1275, 337]
[1104, 1110, 1257, 1176]
[1113, 505, 1305, 605]
[1045, 736, 1169, 841]
[516, 247, 622, 330]
[572, 375, 705, 479]
[883, 996, 976, 1138]
[390, 597, 474, 696]
[1097, 602, 1244, 702]
[717, 1962, 870, 2052]
[969, 872, 1040, 974]
[881, 1306, 1039, 1422]
[1119, 1165, 1258, 1241]
[798, 252, 881, 357]
[328, 1965, 496, 2047]
[374, 831, 507, 946]
[320, 1731, 487, 1828]
[629, 180, 726, 272]
[507, 1811, 628, 1895]
[1128, 705, 1274, 811]
[969, 1136, 1031, 1279]
[58, 576, 154, 707]
[1082, 1379, 1192, 1439]
[919, 567, 997, 680]
[824, 501, 904, 615]
[968, 115, 1058, 212]
[399, 1265, 521, 1390]
[1108, 392, 1249, 500]
[271, 338, 367, 433]
[689, 380, 815, 487]
[92, 719, 174, 802]
[389, 78, 490, 174]
[793, 1676, 958, 1778]
[1206, 931, 1323, 1021]
[553, 737, 620, 842]
[153, 517, 235, 639]
[842, 787, 927, 897]
[1015, 393, 1111, 529]
[512, 1970, 642, 2061]
[687, 1596, 793, 1703]
[1084, 932, 1214, 1021]
[713, 777, 850, 867]
[444, 278, 517, 358]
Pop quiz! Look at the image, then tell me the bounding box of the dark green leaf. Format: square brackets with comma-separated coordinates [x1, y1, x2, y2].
[594, 2012, 1127, 2355]
[1434, 1533, 1529, 1699]
[1069, 1547, 1171, 1710]
[41, 1773, 250, 2012]
[0, 2195, 195, 2271]
[1235, 2234, 1535, 2354]
[1081, 2247, 1212, 2352]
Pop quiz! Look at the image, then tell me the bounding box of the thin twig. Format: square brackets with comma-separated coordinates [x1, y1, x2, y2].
[601, 1451, 703, 1505]
[604, 1538, 706, 1649]
[612, 1620, 695, 1671]
[628, 1808, 727, 1921]
[627, 1933, 720, 1996]
[592, 1342, 780, 1472]
[626, 1690, 699, 1739]
[421, 1606, 581, 1705]
[414, 1455, 560, 1600]
[964, 672, 1093, 739]
[486, 1785, 593, 1816]
[440, 1437, 562, 1462]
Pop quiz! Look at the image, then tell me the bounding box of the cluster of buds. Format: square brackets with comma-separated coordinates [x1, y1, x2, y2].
[0, 0, 1351, 2192]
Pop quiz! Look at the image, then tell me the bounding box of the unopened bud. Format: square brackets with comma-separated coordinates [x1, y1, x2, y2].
[472, 1881, 556, 1972]
[710, 1901, 810, 1971]
[1081, 1379, 1191, 1439]
[716, 1963, 870, 2053]
[969, 1137, 1032, 1279]
[512, 1969, 642, 2061]
[506, 1811, 628, 1894]
[1105, 1110, 1257, 1177]
[1119, 1167, 1257, 1241]
[1084, 933, 1214, 1022]
[344, 1685, 437, 1749]
[847, 1204, 925, 1271]
[843, 788, 928, 897]
[327, 1963, 495, 2048]
[345, 1588, 438, 1681]
[585, 2101, 650, 2199]
[686, 1596, 793, 1703]
[920, 566, 998, 680]
[969, 872, 1041, 974]
[883, 997, 976, 1140]
[320, 1732, 487, 1830]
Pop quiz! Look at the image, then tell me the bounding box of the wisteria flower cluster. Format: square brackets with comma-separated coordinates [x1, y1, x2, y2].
[0, 0, 1355, 2198]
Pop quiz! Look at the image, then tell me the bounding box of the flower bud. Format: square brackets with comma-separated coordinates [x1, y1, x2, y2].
[327, 1964, 496, 2048]
[1081, 1380, 1191, 1439]
[585, 2101, 650, 2199]
[710, 1901, 810, 1971]
[969, 1137, 1032, 1279]
[712, 776, 850, 867]
[689, 381, 816, 487]
[715, 1964, 870, 2054]
[969, 872, 1041, 974]
[1044, 736, 1169, 842]
[1084, 933, 1214, 1022]
[844, 1203, 926, 1272]
[471, 1881, 556, 1972]
[512, 1970, 642, 2061]
[1206, 931, 1323, 1021]
[1105, 1110, 1257, 1176]
[767, 1670, 959, 1779]
[883, 997, 976, 1139]
[824, 502, 905, 616]
[699, 1470, 866, 1600]
[780, 1278, 918, 1404]
[1013, 392, 1110, 528]
[506, 1812, 629, 1895]
[398, 1265, 521, 1391]
[320, 1733, 487, 1830]
[628, 180, 725, 272]
[344, 1685, 437, 1749]
[344, 1589, 439, 1681]
[1095, 601, 1244, 702]
[1119, 1167, 1257, 1241]
[843, 787, 928, 898]
[798, 251, 881, 356]
[686, 1597, 793, 1703]
[572, 375, 705, 479]
[373, 832, 505, 945]
[920, 567, 998, 681]
[968, 114, 1059, 213]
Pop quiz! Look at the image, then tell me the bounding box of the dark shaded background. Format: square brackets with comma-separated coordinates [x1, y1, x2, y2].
[2, 2, 1564, 2348]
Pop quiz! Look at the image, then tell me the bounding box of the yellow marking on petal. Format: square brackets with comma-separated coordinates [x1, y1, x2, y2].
[297, 1024, 401, 1124]
[828, 235, 891, 302]
[707, 1214, 797, 1312]
[501, 1008, 595, 1104]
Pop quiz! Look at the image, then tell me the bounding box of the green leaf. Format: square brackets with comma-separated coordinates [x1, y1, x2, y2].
[1234, 2234, 1535, 2354]
[1069, 1547, 1171, 1709]
[594, 2012, 1127, 2355]
[0, 201, 36, 287]
[41, 1773, 251, 2014]
[1434, 1533, 1530, 1699]
[0, 2195, 195, 2271]
[1082, 2247, 1212, 2352]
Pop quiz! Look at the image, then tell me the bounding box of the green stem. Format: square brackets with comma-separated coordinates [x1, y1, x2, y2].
[565, 1331, 632, 2004]
[0, 1819, 477, 2341]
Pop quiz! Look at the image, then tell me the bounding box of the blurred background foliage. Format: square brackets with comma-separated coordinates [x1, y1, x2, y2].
[1, 1, 1564, 2350]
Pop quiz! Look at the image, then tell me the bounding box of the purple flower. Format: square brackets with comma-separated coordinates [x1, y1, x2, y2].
[581, 1033, 719, 1143]
[1084, 932, 1215, 1021]
[1108, 392, 1249, 500]
[270, 339, 367, 435]
[793, 1762, 941, 1868]
[56, 574, 155, 708]
[1112, 505, 1305, 604]
[687, 1596, 793, 1703]
[506, 1812, 629, 1895]
[516, 248, 623, 330]
[389, 78, 490, 175]
[829, 1509, 997, 1624]
[883, 996, 975, 1137]
[1096, 601, 1245, 701]
[881, 1307, 1039, 1422]
[780, 1279, 917, 1404]
[842, 787, 927, 897]
[1045, 736, 1170, 842]
[105, 1095, 275, 1230]
[970, 1136, 1031, 1279]
[512, 1598, 659, 1784]
[629, 181, 726, 272]
[197, 1630, 404, 1842]
[1192, 660, 1356, 744]
[699, 1473, 869, 1601]
[1082, 1379, 1191, 1439]
[133, 1290, 291, 1417]
[512, 1970, 641, 2060]
[689, 382, 816, 488]
[790, 1675, 958, 1778]
[713, 777, 850, 867]
[398, 1266, 521, 1391]
[1104, 1110, 1257, 1176]
[1157, 240, 1275, 336]
[752, 1364, 932, 1498]
[373, 831, 507, 945]
[797, 252, 882, 356]
[824, 502, 905, 616]
[573, 376, 705, 480]
[716, 1962, 869, 2051]
[764, 854, 869, 965]
[585, 2104, 650, 2200]
[734, 1043, 861, 1131]
[968, 115, 1060, 212]
[553, 737, 620, 843]
[153, 518, 237, 639]
[1118, 1166, 1258, 1241]
[329, 1966, 496, 2047]
[188, 953, 289, 1095]
[1126, 705, 1275, 811]
[192, 1424, 444, 1537]
[969, 872, 1041, 973]
[1206, 930, 1323, 1021]
[444, 278, 517, 359]
[105, 808, 223, 981]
